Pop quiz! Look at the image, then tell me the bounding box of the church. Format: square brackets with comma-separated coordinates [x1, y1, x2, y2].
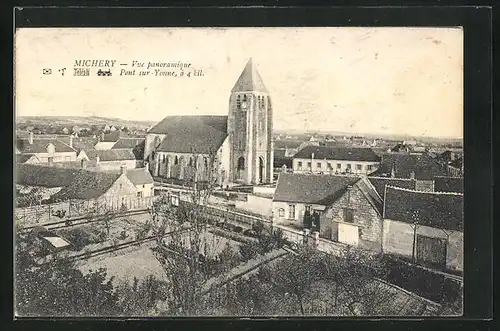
[144, 59, 274, 186]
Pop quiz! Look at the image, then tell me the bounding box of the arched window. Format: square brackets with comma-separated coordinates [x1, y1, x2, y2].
[162, 154, 166, 163]
[237, 156, 245, 170]
[278, 208, 285, 217]
[243, 94, 247, 102]
[204, 157, 208, 169]
[174, 155, 179, 165]
[189, 157, 193, 167]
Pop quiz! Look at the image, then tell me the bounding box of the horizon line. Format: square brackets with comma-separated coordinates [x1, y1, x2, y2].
[15, 114, 463, 140]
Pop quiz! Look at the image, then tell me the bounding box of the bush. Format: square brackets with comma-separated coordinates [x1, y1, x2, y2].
[60, 228, 92, 251]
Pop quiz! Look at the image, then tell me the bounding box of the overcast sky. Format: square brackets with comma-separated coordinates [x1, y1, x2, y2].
[15, 27, 463, 138]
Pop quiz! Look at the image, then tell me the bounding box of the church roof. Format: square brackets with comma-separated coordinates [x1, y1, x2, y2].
[231, 58, 268, 93]
[151, 116, 228, 154]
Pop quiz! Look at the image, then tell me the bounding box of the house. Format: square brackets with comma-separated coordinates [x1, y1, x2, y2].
[61, 127, 70, 135]
[390, 143, 413, 153]
[16, 164, 84, 203]
[292, 146, 380, 175]
[111, 137, 145, 167]
[319, 176, 416, 252]
[49, 166, 140, 206]
[145, 59, 274, 185]
[94, 131, 123, 150]
[17, 154, 41, 164]
[374, 153, 448, 191]
[272, 173, 359, 227]
[81, 149, 137, 172]
[446, 156, 463, 177]
[273, 139, 303, 158]
[440, 150, 462, 163]
[17, 164, 151, 210]
[110, 125, 117, 132]
[16, 132, 77, 164]
[382, 186, 463, 272]
[125, 166, 154, 198]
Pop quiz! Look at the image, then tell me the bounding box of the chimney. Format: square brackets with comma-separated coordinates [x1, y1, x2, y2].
[410, 171, 415, 180]
[28, 131, 34, 144]
[101, 132, 105, 142]
[96, 155, 100, 164]
[145, 162, 149, 172]
[69, 135, 73, 148]
[121, 165, 127, 175]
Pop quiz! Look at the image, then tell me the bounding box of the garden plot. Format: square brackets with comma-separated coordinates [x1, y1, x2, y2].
[76, 243, 164, 282]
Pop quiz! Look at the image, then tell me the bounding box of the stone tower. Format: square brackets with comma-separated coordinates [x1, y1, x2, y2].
[228, 58, 273, 185]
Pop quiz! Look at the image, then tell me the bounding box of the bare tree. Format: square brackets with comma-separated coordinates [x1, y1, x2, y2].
[317, 246, 392, 316]
[259, 247, 319, 315]
[147, 150, 236, 315]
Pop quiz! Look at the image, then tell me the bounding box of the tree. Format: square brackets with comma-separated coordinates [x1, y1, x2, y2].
[148, 161, 234, 315]
[14, 231, 121, 316]
[317, 246, 392, 315]
[239, 221, 286, 261]
[114, 275, 169, 316]
[259, 247, 319, 315]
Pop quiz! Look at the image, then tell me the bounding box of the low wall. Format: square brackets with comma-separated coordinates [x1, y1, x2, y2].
[234, 194, 273, 218]
[252, 186, 276, 196]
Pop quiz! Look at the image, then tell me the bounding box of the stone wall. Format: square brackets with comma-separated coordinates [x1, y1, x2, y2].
[320, 184, 382, 252]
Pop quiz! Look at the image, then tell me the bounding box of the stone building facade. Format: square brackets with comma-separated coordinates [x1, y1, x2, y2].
[227, 58, 273, 184]
[320, 178, 383, 252]
[144, 59, 273, 185]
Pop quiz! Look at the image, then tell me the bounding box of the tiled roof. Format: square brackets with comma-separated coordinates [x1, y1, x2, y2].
[384, 186, 463, 232]
[434, 176, 463, 193]
[16, 154, 39, 164]
[86, 149, 136, 162]
[17, 164, 83, 188]
[51, 170, 121, 200]
[101, 131, 123, 142]
[375, 153, 448, 180]
[112, 138, 145, 160]
[273, 173, 359, 205]
[367, 177, 416, 199]
[231, 58, 268, 93]
[355, 177, 383, 216]
[293, 145, 380, 162]
[112, 138, 145, 149]
[273, 139, 303, 149]
[16, 138, 76, 154]
[150, 116, 228, 154]
[70, 137, 98, 152]
[126, 168, 154, 185]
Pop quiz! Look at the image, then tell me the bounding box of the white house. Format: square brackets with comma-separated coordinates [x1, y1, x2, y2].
[292, 146, 380, 175]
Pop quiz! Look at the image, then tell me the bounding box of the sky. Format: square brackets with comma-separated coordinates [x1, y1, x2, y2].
[15, 27, 463, 138]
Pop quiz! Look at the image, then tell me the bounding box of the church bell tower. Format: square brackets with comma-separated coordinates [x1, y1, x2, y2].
[227, 58, 273, 185]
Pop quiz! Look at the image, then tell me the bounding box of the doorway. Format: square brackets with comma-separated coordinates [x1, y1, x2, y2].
[338, 222, 359, 246]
